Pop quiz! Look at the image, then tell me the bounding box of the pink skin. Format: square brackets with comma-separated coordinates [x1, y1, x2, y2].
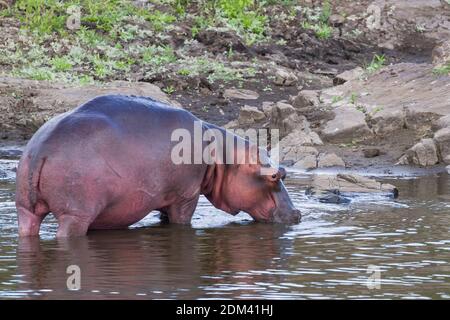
[15, 95, 301, 238]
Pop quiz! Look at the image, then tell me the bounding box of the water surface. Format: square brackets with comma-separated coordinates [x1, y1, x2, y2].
[0, 160, 449, 299]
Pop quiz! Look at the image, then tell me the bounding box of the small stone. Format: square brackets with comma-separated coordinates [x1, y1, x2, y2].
[329, 14, 345, 27]
[223, 88, 259, 100]
[273, 67, 298, 86]
[333, 67, 364, 85]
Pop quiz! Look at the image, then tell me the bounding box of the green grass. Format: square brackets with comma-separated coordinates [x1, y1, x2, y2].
[433, 63, 450, 76]
[366, 54, 386, 74]
[50, 56, 73, 72]
[0, 0, 329, 85]
[300, 1, 333, 40]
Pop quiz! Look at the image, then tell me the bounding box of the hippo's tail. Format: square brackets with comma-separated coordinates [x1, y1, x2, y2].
[15, 153, 47, 213]
[16, 153, 50, 237]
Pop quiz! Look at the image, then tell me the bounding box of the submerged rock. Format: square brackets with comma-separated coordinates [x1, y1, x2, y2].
[306, 173, 398, 202]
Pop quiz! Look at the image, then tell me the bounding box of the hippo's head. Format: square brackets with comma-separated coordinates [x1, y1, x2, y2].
[203, 144, 301, 224]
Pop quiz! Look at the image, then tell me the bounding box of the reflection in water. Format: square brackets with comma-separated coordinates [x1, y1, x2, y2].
[0, 166, 450, 299]
[15, 224, 288, 299]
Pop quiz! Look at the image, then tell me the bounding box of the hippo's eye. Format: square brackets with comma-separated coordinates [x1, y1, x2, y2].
[271, 174, 277, 179]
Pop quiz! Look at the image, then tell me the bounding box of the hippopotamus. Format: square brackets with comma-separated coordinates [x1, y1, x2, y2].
[15, 95, 300, 237]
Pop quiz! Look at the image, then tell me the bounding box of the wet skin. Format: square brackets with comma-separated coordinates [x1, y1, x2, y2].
[15, 95, 300, 237]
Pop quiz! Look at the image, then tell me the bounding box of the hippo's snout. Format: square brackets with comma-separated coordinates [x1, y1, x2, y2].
[273, 208, 301, 224]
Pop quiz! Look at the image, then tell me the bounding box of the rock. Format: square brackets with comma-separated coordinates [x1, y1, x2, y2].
[333, 67, 364, 85]
[223, 88, 259, 100]
[321, 106, 373, 142]
[317, 153, 345, 168]
[291, 90, 320, 111]
[293, 154, 318, 170]
[434, 127, 450, 162]
[370, 110, 406, 136]
[362, 148, 380, 158]
[398, 138, 439, 166]
[306, 173, 398, 198]
[362, 0, 450, 52]
[329, 14, 345, 27]
[281, 142, 319, 163]
[435, 114, 450, 130]
[262, 101, 275, 116]
[443, 155, 450, 165]
[237, 105, 266, 125]
[321, 63, 450, 139]
[267, 102, 305, 137]
[319, 192, 351, 204]
[273, 67, 298, 86]
[432, 39, 450, 67]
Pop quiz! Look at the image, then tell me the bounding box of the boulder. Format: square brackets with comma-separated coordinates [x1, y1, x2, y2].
[333, 67, 364, 85]
[291, 90, 320, 111]
[321, 106, 373, 142]
[317, 153, 346, 168]
[267, 102, 305, 137]
[306, 173, 398, 198]
[397, 138, 439, 166]
[237, 105, 266, 125]
[293, 154, 318, 170]
[434, 127, 450, 163]
[281, 143, 319, 163]
[435, 114, 450, 130]
[223, 88, 259, 100]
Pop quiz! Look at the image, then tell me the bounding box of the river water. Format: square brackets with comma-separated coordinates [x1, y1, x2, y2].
[0, 159, 449, 299]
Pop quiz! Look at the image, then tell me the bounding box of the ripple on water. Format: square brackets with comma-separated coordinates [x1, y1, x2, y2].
[0, 171, 450, 299]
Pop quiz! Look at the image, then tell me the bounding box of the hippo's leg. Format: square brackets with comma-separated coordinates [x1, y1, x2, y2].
[17, 207, 45, 237]
[56, 205, 103, 238]
[17, 201, 50, 237]
[160, 194, 200, 224]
